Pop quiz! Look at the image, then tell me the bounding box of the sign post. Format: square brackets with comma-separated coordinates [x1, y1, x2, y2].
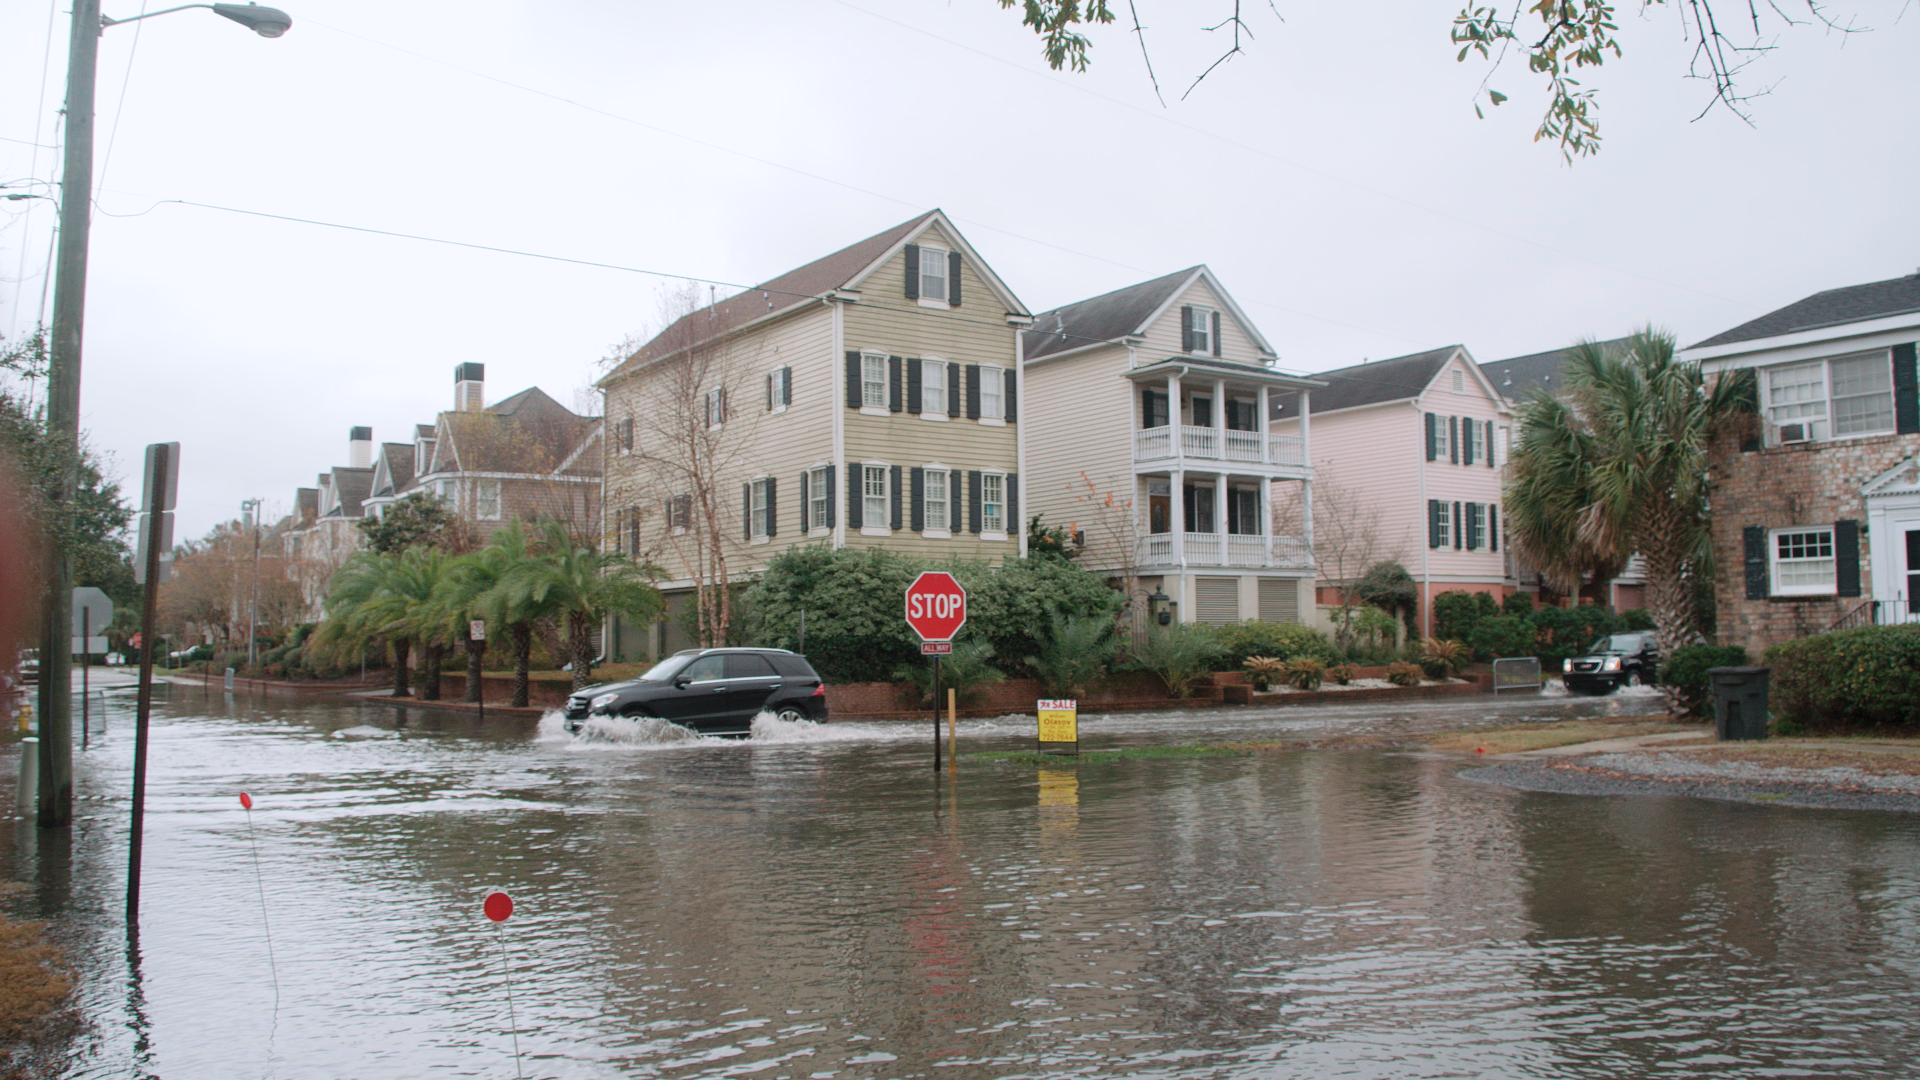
[128, 441, 177, 929]
[1037, 699, 1079, 757]
[904, 571, 967, 772]
[470, 620, 486, 719]
[73, 587, 111, 751]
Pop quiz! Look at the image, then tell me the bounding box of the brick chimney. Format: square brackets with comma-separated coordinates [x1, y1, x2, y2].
[349, 426, 373, 468]
[455, 362, 485, 412]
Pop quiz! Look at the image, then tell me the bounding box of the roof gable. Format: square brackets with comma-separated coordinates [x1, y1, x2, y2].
[1288, 346, 1463, 416]
[1692, 273, 1920, 350]
[1864, 455, 1920, 498]
[842, 212, 1028, 317]
[1023, 266, 1276, 364]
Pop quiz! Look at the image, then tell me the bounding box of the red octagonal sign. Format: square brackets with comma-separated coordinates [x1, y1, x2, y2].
[904, 571, 967, 643]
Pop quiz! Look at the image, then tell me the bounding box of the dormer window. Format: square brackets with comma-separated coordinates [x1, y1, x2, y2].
[920, 247, 947, 304]
[416, 440, 434, 474]
[1182, 305, 1219, 356]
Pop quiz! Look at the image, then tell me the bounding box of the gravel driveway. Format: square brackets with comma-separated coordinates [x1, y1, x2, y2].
[1462, 745, 1920, 813]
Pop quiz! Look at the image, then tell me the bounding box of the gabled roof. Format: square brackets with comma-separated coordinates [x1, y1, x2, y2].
[1480, 336, 1631, 402]
[1280, 346, 1462, 417]
[604, 210, 1027, 380]
[325, 467, 374, 518]
[415, 424, 436, 441]
[427, 387, 598, 478]
[1021, 266, 1276, 363]
[294, 488, 318, 527]
[1691, 272, 1920, 350]
[370, 442, 413, 497]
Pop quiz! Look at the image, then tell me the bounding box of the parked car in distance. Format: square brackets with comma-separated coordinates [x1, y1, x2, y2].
[1562, 632, 1660, 694]
[564, 648, 829, 736]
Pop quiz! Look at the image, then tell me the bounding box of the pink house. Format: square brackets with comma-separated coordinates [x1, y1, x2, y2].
[1273, 346, 1514, 635]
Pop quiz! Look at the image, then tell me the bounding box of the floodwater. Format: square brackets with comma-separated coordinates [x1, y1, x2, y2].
[7, 684, 1920, 1078]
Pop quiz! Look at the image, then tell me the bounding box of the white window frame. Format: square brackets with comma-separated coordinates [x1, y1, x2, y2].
[1770, 527, 1836, 596]
[981, 471, 1006, 538]
[667, 494, 691, 536]
[1434, 500, 1452, 548]
[920, 357, 947, 420]
[1764, 350, 1896, 445]
[1229, 486, 1262, 537]
[766, 367, 790, 414]
[1187, 306, 1213, 355]
[922, 465, 950, 538]
[1433, 416, 1451, 461]
[861, 351, 888, 413]
[705, 387, 728, 429]
[1451, 368, 1466, 394]
[438, 478, 457, 505]
[918, 245, 950, 309]
[750, 478, 770, 541]
[475, 479, 502, 521]
[978, 363, 1004, 423]
[808, 466, 829, 533]
[862, 464, 890, 536]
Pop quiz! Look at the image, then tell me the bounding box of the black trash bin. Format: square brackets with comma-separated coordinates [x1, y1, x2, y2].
[1707, 666, 1770, 741]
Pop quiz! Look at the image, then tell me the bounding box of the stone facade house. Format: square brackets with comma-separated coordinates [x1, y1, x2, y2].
[1020, 267, 1322, 628]
[1684, 272, 1920, 657]
[598, 210, 1031, 660]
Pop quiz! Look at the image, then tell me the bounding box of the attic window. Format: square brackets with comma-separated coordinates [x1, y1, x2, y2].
[1451, 369, 1466, 394]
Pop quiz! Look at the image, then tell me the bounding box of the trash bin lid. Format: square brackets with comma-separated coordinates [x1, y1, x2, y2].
[1706, 666, 1769, 676]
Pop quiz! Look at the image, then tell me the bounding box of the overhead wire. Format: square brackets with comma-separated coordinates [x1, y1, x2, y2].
[96, 0, 152, 200]
[6, 0, 64, 345]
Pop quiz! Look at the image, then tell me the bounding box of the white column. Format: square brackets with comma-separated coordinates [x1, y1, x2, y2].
[1172, 468, 1185, 567]
[1167, 372, 1181, 453]
[1257, 386, 1270, 459]
[1215, 470, 1227, 565]
[1213, 378, 1226, 450]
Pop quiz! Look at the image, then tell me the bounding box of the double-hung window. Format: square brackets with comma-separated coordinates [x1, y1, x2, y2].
[920, 247, 948, 305]
[979, 364, 1003, 420]
[1765, 351, 1895, 443]
[863, 465, 888, 530]
[1187, 306, 1212, 354]
[923, 468, 948, 534]
[705, 387, 728, 428]
[766, 367, 791, 411]
[1771, 528, 1835, 595]
[1432, 415, 1451, 461]
[861, 352, 887, 410]
[921, 359, 946, 415]
[749, 479, 769, 539]
[438, 479, 457, 504]
[808, 466, 829, 532]
[981, 472, 1005, 534]
[1434, 501, 1452, 548]
[475, 479, 501, 521]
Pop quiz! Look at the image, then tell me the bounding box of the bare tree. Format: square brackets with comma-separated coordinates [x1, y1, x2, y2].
[1272, 469, 1405, 651]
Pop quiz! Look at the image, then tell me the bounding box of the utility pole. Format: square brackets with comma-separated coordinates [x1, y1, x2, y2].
[242, 497, 262, 667]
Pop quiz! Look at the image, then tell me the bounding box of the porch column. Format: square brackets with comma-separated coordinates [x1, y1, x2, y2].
[1215, 470, 1227, 565]
[1172, 468, 1186, 568]
[1300, 386, 1314, 572]
[1213, 378, 1226, 447]
[1167, 372, 1181, 440]
[1257, 386, 1270, 461]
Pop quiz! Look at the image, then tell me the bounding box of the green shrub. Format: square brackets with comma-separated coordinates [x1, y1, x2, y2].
[1385, 661, 1424, 687]
[1618, 608, 1656, 631]
[1128, 622, 1223, 697]
[1024, 612, 1120, 699]
[1764, 625, 1920, 730]
[1285, 657, 1325, 691]
[1501, 592, 1535, 617]
[894, 640, 1005, 708]
[1213, 621, 1337, 669]
[1242, 656, 1287, 691]
[1327, 662, 1357, 685]
[1432, 591, 1500, 644]
[1660, 644, 1750, 718]
[1418, 637, 1469, 679]
[1467, 615, 1536, 662]
[1530, 605, 1619, 669]
[1336, 606, 1402, 664]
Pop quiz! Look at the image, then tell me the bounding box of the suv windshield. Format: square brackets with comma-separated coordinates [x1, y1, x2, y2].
[637, 654, 695, 682]
[1587, 634, 1646, 654]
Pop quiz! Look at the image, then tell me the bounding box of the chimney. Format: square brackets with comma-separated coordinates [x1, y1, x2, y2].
[349, 426, 373, 468]
[455, 362, 485, 412]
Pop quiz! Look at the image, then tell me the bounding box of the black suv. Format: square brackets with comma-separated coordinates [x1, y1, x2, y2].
[1561, 632, 1660, 694]
[563, 648, 828, 735]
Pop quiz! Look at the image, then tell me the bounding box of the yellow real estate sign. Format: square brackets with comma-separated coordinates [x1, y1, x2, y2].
[1036, 699, 1077, 743]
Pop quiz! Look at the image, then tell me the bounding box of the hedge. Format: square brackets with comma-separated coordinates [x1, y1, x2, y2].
[1764, 625, 1920, 730]
[1660, 644, 1750, 718]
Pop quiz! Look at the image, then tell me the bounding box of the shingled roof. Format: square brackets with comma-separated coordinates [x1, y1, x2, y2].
[1275, 346, 1461, 418]
[1691, 272, 1920, 349]
[1481, 337, 1630, 403]
[1022, 267, 1200, 362]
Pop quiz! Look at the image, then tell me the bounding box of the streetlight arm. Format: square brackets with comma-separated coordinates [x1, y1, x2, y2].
[102, 2, 291, 37]
[101, 4, 217, 27]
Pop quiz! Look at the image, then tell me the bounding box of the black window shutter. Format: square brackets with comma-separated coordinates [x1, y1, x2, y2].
[966, 365, 981, 419]
[781, 367, 792, 407]
[845, 351, 861, 409]
[766, 372, 774, 411]
[1453, 501, 1464, 549]
[1181, 306, 1195, 352]
[1428, 500, 1441, 549]
[1489, 505, 1499, 551]
[1211, 310, 1222, 357]
[903, 243, 920, 300]
[846, 464, 862, 529]
[798, 470, 809, 533]
[1743, 526, 1769, 599]
[1449, 417, 1460, 464]
[1894, 343, 1919, 435]
[825, 465, 837, 528]
[1004, 369, 1018, 422]
[890, 465, 903, 530]
[1007, 474, 1018, 533]
[766, 478, 777, 537]
[1462, 421, 1475, 466]
[1486, 420, 1496, 467]
[742, 483, 752, 541]
[947, 363, 962, 417]
[629, 516, 639, 557]
[1836, 519, 1861, 597]
[1425, 413, 1437, 461]
[949, 470, 963, 531]
[968, 471, 983, 534]
[906, 359, 923, 414]
[948, 250, 962, 306]
[910, 468, 925, 531]
[888, 356, 903, 412]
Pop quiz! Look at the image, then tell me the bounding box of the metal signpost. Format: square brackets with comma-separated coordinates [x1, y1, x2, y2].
[128, 441, 177, 929]
[72, 588, 112, 750]
[904, 571, 967, 772]
[471, 621, 486, 719]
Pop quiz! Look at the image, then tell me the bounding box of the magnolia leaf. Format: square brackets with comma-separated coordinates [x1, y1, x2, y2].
[1488, 89, 1508, 105]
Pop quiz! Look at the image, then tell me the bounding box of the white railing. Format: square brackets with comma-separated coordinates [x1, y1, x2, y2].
[1226, 535, 1268, 566]
[1141, 534, 1173, 563]
[1269, 537, 1313, 568]
[1130, 425, 1309, 468]
[1134, 533, 1314, 570]
[1183, 532, 1222, 564]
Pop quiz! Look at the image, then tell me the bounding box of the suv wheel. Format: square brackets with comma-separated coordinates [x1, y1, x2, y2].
[774, 705, 812, 724]
[1625, 670, 1644, 688]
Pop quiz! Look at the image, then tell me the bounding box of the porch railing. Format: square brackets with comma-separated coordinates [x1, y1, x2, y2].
[1134, 533, 1314, 570]
[1828, 599, 1917, 632]
[1131, 426, 1307, 467]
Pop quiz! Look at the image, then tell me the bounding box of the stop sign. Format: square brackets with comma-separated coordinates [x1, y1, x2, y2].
[904, 571, 967, 642]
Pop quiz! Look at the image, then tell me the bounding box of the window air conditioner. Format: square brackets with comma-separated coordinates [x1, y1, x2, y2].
[1777, 423, 1811, 445]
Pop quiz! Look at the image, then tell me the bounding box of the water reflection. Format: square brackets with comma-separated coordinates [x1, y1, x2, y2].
[3, 690, 1918, 1078]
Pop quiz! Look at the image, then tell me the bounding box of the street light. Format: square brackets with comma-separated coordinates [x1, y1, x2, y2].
[36, 0, 291, 829]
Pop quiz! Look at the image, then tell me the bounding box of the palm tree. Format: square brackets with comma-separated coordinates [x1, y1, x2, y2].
[315, 547, 447, 697]
[1506, 328, 1752, 657]
[515, 518, 663, 692]
[462, 521, 545, 708]
[1505, 391, 1628, 606]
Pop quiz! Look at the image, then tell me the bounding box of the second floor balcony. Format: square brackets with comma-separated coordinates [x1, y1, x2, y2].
[1136, 532, 1313, 570]
[1133, 425, 1305, 467]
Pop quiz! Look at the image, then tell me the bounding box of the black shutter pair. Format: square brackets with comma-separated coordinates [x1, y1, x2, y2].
[965, 365, 982, 419]
[1004, 369, 1018, 422]
[844, 351, 862, 409]
[1142, 388, 1167, 429]
[1742, 521, 1862, 599]
[763, 367, 790, 410]
[1424, 413, 1438, 462]
[967, 471, 983, 534]
[740, 480, 780, 540]
[903, 243, 963, 305]
[906, 359, 923, 414]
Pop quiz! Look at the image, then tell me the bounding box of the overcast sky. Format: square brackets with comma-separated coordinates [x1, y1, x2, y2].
[3, 0, 1916, 540]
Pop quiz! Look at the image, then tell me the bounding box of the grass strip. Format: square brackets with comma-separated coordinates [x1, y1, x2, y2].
[0, 885, 78, 1078]
[970, 742, 1297, 766]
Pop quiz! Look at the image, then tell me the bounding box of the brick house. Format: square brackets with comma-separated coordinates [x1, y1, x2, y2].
[1683, 272, 1920, 657]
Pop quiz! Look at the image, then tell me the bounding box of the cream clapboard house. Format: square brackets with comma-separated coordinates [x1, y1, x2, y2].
[599, 211, 1032, 659]
[1273, 346, 1512, 635]
[1020, 267, 1324, 627]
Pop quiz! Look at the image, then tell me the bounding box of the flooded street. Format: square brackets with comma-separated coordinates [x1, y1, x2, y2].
[8, 686, 1920, 1078]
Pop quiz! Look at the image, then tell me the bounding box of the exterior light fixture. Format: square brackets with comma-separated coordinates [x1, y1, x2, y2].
[212, 3, 292, 37]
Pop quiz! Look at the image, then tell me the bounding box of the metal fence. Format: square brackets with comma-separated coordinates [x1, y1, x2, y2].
[1492, 656, 1542, 694]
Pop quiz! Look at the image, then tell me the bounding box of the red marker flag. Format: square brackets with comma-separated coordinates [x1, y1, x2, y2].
[239, 792, 253, 809]
[484, 891, 514, 923]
